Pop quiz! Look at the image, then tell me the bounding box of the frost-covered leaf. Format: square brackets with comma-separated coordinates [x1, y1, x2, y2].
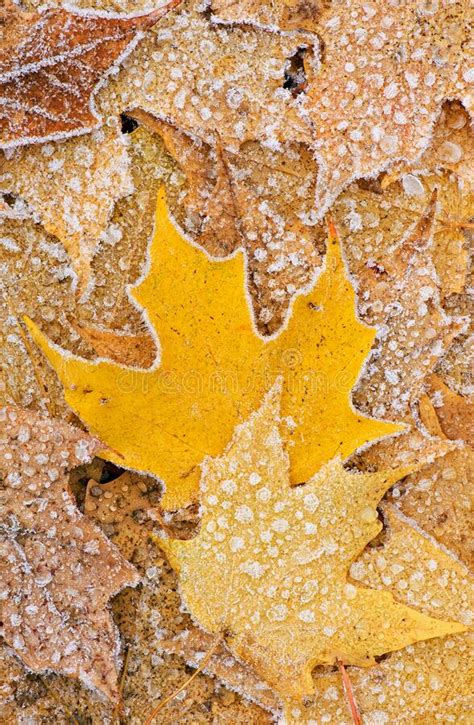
[26, 193, 401, 509]
[397, 447, 474, 569]
[116, 4, 312, 150]
[132, 109, 322, 332]
[337, 190, 466, 420]
[0, 405, 139, 699]
[422, 373, 474, 447]
[159, 384, 464, 701]
[0, 0, 178, 148]
[0, 123, 133, 294]
[210, 0, 326, 33]
[84, 470, 162, 559]
[160, 502, 473, 721]
[302, 0, 472, 211]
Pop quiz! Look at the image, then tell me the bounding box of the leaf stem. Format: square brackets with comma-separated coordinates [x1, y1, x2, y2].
[337, 659, 362, 725]
[144, 632, 224, 725]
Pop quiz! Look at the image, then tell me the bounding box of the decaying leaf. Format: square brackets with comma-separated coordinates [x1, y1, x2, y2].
[341, 190, 466, 420]
[210, 0, 326, 33]
[116, 4, 312, 150]
[302, 0, 472, 210]
[397, 448, 474, 571]
[132, 109, 322, 332]
[84, 470, 162, 559]
[74, 321, 156, 368]
[0, 406, 139, 699]
[158, 383, 464, 701]
[422, 373, 474, 447]
[0, 0, 179, 148]
[26, 191, 402, 509]
[0, 123, 133, 294]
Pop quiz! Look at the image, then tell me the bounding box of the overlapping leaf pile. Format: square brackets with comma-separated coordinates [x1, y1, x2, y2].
[0, 0, 472, 722]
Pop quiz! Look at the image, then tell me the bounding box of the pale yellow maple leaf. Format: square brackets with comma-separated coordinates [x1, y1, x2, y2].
[158, 383, 465, 701]
[159, 503, 473, 722]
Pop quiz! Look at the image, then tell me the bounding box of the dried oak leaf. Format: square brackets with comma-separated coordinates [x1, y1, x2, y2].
[116, 4, 312, 150]
[0, 0, 179, 148]
[26, 191, 402, 510]
[131, 109, 322, 333]
[0, 405, 139, 699]
[210, 0, 328, 33]
[302, 0, 473, 211]
[0, 123, 133, 294]
[158, 384, 465, 702]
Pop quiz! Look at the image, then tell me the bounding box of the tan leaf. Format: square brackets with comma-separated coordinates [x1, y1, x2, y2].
[132, 110, 322, 332]
[424, 373, 474, 447]
[0, 405, 139, 700]
[383, 101, 474, 190]
[0, 0, 179, 148]
[84, 470, 161, 559]
[0, 124, 133, 294]
[159, 628, 280, 713]
[303, 0, 472, 210]
[73, 321, 156, 368]
[118, 5, 312, 150]
[397, 447, 474, 570]
[347, 193, 465, 420]
[210, 0, 327, 33]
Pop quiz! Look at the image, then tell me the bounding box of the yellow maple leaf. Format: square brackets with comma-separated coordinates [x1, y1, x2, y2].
[26, 188, 401, 509]
[158, 383, 465, 701]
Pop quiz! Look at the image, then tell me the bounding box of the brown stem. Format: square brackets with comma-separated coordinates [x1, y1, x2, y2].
[337, 659, 362, 725]
[144, 632, 225, 724]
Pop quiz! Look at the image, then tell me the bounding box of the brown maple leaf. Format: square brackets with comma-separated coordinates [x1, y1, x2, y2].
[0, 0, 180, 148]
[117, 4, 312, 151]
[0, 405, 139, 700]
[303, 0, 472, 212]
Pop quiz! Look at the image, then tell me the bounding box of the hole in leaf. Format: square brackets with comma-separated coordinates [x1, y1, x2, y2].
[284, 47, 309, 96]
[121, 113, 139, 134]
